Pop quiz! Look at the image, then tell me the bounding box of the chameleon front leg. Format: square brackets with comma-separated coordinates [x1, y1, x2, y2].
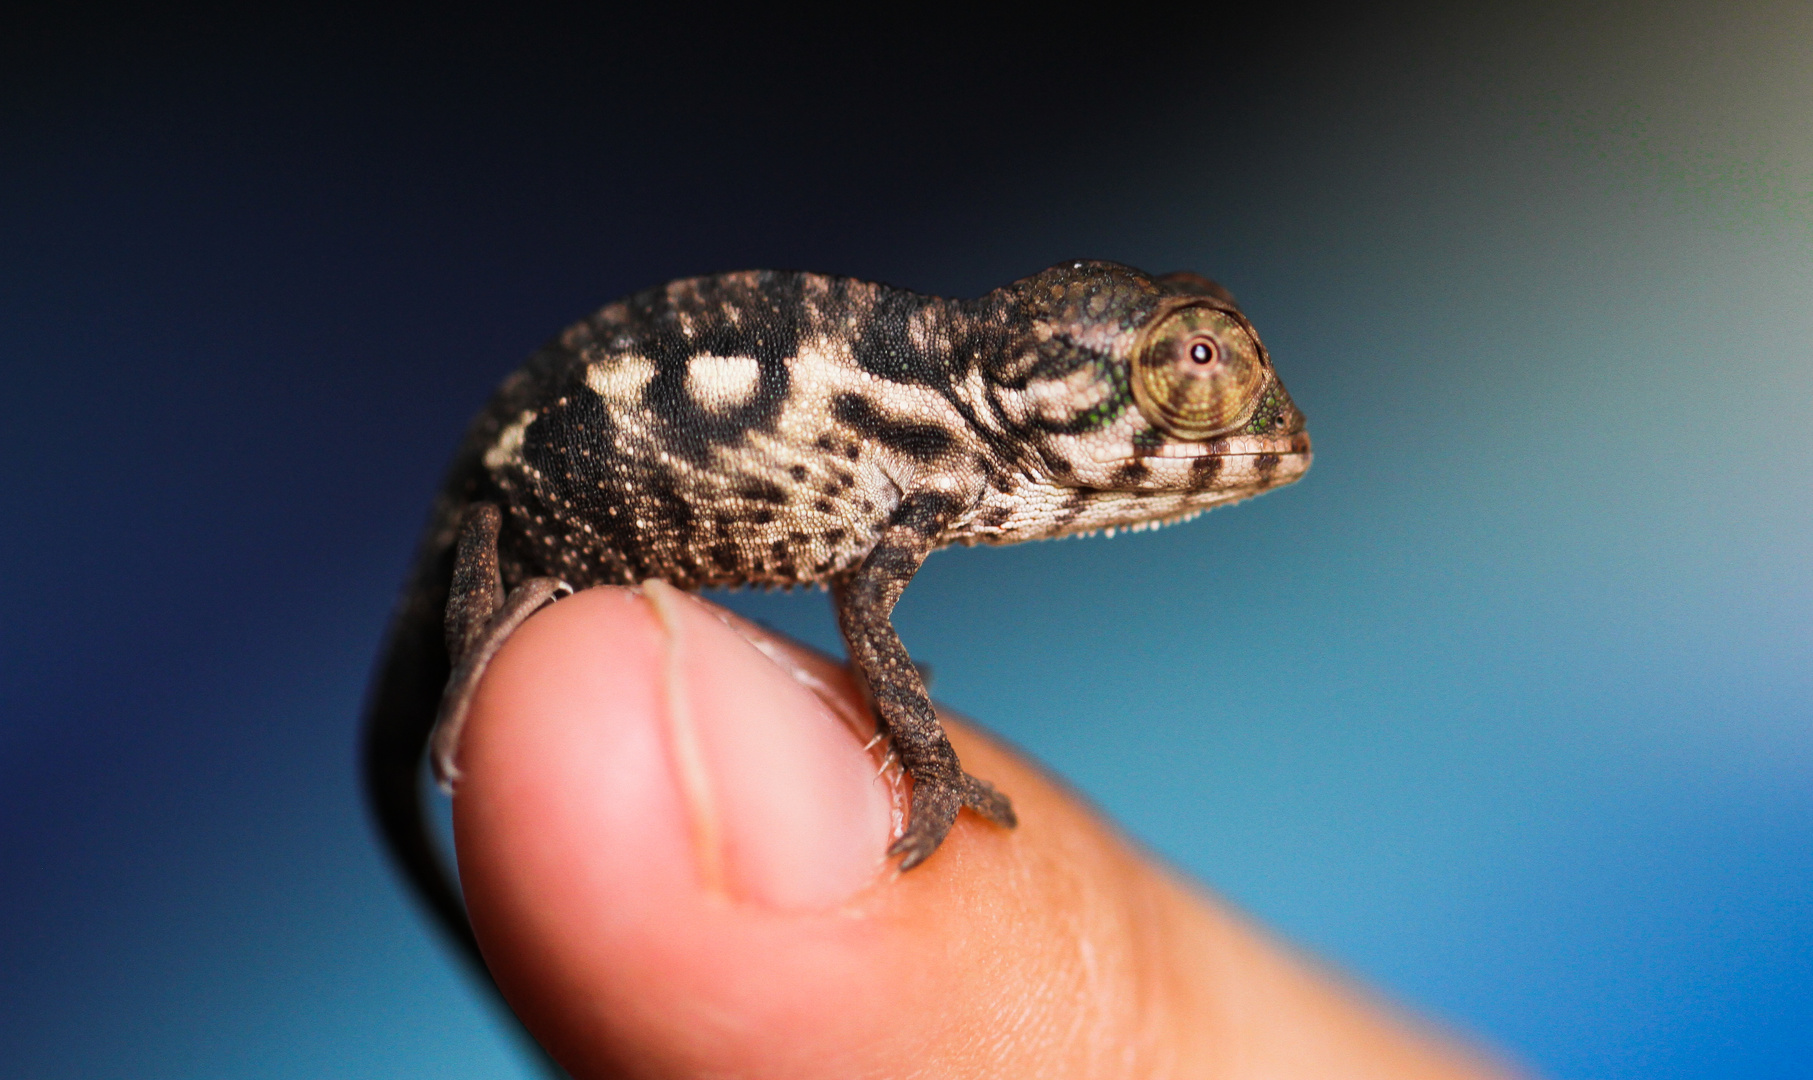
[834, 493, 1017, 870]
[429, 503, 571, 789]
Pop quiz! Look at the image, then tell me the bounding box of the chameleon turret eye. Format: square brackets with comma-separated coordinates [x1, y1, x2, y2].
[1132, 303, 1267, 439]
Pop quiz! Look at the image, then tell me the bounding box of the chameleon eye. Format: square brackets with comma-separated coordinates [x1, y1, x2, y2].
[1132, 304, 1267, 439]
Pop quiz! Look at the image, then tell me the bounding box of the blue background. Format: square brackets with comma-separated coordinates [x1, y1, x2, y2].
[3, 6, 1808, 1077]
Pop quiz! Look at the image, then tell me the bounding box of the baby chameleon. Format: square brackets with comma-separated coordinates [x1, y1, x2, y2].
[362, 260, 1311, 967]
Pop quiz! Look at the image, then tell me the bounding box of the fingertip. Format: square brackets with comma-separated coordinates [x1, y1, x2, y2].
[447, 587, 1518, 1080]
[451, 587, 907, 1076]
[450, 585, 1161, 1077]
[451, 587, 694, 1062]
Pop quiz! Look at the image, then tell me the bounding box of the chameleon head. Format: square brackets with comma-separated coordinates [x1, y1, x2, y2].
[983, 262, 1311, 540]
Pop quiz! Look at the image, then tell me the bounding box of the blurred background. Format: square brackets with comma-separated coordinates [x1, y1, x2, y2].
[2, 3, 1808, 1077]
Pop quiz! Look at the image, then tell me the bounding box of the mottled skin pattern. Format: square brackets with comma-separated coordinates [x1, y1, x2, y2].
[362, 260, 1311, 981]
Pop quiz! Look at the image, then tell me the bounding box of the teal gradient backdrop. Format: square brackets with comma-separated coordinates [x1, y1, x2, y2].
[2, 6, 1807, 1078]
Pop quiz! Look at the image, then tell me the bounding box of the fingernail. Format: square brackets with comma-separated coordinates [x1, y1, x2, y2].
[643, 581, 895, 910]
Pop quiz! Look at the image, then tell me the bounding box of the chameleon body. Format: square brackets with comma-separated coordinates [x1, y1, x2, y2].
[362, 260, 1310, 972]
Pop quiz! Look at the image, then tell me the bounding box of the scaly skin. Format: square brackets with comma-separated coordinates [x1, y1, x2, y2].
[362, 259, 1310, 986]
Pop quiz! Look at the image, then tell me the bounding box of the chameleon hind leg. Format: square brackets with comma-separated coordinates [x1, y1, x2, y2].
[430, 502, 571, 789]
[833, 494, 1017, 870]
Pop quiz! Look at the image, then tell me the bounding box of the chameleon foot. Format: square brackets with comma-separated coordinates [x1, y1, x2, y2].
[888, 771, 1017, 870]
[430, 503, 571, 790]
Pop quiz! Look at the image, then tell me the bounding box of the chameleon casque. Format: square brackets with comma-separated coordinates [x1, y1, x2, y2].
[362, 259, 1311, 976]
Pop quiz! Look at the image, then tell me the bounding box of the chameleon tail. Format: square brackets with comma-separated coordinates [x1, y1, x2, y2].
[360, 522, 569, 1077]
[359, 545, 481, 969]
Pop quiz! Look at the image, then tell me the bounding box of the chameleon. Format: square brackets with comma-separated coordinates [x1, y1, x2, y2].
[361, 259, 1311, 976]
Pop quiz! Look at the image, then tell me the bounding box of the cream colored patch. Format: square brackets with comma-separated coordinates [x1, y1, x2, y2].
[685, 354, 762, 410]
[953, 367, 1005, 434]
[1025, 365, 1111, 426]
[483, 409, 536, 470]
[586, 356, 656, 404]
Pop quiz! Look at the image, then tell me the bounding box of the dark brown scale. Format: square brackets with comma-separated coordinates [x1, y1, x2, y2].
[1111, 461, 1151, 485]
[1189, 455, 1223, 487]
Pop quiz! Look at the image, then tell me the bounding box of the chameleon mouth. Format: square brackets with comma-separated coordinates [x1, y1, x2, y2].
[1098, 431, 1313, 462]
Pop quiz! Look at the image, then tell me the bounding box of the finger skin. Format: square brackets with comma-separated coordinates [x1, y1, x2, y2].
[452, 587, 1521, 1080]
